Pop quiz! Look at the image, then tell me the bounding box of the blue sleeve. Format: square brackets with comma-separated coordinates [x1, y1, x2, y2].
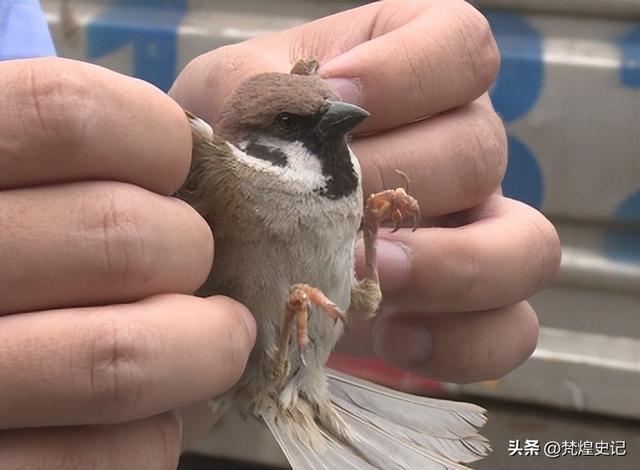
[0, 0, 56, 60]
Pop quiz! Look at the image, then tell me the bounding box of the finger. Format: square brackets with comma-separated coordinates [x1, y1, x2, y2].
[0, 294, 256, 429]
[339, 302, 539, 383]
[374, 302, 539, 383]
[171, 1, 499, 134]
[169, 43, 285, 125]
[0, 181, 213, 315]
[317, 0, 500, 132]
[355, 197, 561, 311]
[0, 58, 191, 194]
[353, 96, 507, 217]
[0, 412, 182, 470]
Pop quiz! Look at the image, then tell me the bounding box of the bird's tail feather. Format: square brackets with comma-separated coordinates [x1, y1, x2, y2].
[264, 368, 490, 470]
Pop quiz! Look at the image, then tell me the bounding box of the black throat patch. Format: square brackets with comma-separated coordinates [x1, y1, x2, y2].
[307, 136, 358, 200]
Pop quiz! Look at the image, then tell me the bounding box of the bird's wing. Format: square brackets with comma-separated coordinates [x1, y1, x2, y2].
[176, 110, 236, 210]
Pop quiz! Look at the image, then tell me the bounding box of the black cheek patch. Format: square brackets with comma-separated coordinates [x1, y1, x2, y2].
[244, 142, 288, 167]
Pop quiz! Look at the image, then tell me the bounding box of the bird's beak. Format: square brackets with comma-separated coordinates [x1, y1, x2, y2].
[317, 101, 369, 137]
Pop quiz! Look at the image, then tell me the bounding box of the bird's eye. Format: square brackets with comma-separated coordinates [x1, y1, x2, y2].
[276, 113, 302, 132]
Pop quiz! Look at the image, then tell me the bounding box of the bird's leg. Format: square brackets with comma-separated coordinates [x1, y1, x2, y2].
[352, 172, 420, 319]
[274, 284, 346, 381]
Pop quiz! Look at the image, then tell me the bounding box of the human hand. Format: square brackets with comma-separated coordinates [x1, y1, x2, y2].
[0, 58, 255, 469]
[170, 0, 560, 384]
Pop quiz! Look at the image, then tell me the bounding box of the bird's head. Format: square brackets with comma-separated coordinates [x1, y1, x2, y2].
[216, 66, 369, 200]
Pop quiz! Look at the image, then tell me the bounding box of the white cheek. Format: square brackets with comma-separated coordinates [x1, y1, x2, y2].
[234, 138, 327, 192]
[281, 140, 324, 184]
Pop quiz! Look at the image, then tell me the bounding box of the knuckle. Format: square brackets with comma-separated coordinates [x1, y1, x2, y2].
[212, 300, 253, 388]
[24, 59, 95, 152]
[491, 114, 509, 181]
[180, 52, 210, 83]
[226, 321, 252, 374]
[519, 304, 540, 359]
[87, 317, 148, 419]
[173, 44, 247, 123]
[459, 307, 539, 383]
[199, 44, 245, 91]
[181, 201, 215, 284]
[466, 108, 508, 196]
[492, 305, 539, 380]
[84, 185, 154, 288]
[491, 307, 539, 381]
[388, 33, 429, 100]
[530, 212, 562, 286]
[481, 304, 538, 382]
[453, 3, 501, 90]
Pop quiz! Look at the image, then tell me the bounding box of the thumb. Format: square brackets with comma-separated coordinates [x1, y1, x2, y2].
[354, 237, 412, 296]
[169, 44, 289, 125]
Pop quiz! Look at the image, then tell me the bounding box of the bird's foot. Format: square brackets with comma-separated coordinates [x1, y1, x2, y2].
[364, 170, 420, 235]
[275, 284, 345, 380]
[354, 171, 420, 318]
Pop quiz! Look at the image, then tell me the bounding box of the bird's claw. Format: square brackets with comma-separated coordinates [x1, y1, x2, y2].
[276, 284, 345, 376]
[364, 186, 420, 233]
[412, 208, 421, 232]
[300, 351, 308, 368]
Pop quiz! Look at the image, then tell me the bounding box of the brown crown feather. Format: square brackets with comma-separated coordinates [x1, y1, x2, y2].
[217, 63, 338, 144]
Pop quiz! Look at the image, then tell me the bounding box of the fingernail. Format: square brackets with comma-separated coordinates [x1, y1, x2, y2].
[324, 78, 362, 105]
[376, 239, 412, 295]
[373, 320, 432, 366]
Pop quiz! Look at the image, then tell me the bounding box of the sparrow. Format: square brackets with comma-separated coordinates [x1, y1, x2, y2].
[177, 59, 490, 469]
